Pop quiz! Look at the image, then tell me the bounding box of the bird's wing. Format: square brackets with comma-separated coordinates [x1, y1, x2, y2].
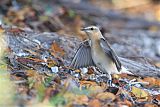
[70, 40, 95, 69]
[100, 38, 121, 71]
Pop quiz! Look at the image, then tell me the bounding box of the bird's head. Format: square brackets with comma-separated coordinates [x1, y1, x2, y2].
[81, 26, 103, 39]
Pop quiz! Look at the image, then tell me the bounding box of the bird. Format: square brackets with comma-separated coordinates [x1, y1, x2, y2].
[70, 26, 133, 86]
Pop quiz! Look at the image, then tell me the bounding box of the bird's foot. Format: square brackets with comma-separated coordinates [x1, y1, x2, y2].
[107, 79, 112, 87]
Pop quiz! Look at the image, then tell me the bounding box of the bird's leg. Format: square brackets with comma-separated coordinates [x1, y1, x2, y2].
[107, 74, 112, 87]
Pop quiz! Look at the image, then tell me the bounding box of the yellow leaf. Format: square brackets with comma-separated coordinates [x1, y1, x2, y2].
[75, 69, 81, 73]
[131, 86, 149, 100]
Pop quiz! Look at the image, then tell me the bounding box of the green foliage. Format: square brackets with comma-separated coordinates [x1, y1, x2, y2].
[50, 94, 66, 107]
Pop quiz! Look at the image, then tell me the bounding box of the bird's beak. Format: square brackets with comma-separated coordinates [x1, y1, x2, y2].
[81, 28, 88, 31]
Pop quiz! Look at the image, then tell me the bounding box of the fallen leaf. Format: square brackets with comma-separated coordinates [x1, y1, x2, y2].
[143, 77, 156, 86]
[88, 85, 104, 95]
[80, 81, 98, 88]
[123, 99, 133, 107]
[153, 94, 160, 105]
[144, 103, 158, 107]
[154, 94, 160, 101]
[50, 42, 65, 57]
[118, 73, 128, 78]
[74, 95, 89, 105]
[131, 86, 149, 101]
[17, 57, 44, 65]
[80, 81, 104, 94]
[88, 99, 101, 107]
[8, 27, 25, 35]
[96, 92, 116, 101]
[43, 87, 55, 102]
[155, 79, 160, 86]
[64, 93, 88, 105]
[87, 67, 94, 74]
[47, 58, 57, 68]
[75, 69, 81, 73]
[26, 70, 37, 77]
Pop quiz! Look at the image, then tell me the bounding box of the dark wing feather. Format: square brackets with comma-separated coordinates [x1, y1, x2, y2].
[100, 38, 121, 71]
[70, 40, 95, 69]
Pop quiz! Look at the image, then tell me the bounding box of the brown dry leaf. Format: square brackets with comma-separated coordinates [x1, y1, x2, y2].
[74, 95, 89, 105]
[88, 99, 101, 107]
[17, 57, 44, 65]
[118, 73, 128, 78]
[87, 67, 94, 74]
[153, 94, 160, 105]
[143, 77, 156, 86]
[80, 81, 98, 88]
[155, 79, 160, 86]
[80, 81, 104, 94]
[47, 58, 57, 68]
[33, 74, 46, 89]
[96, 92, 116, 101]
[144, 103, 158, 107]
[43, 87, 55, 102]
[26, 57, 44, 63]
[155, 94, 160, 100]
[64, 93, 88, 105]
[131, 86, 149, 101]
[50, 42, 65, 57]
[8, 27, 25, 34]
[99, 82, 108, 90]
[53, 75, 61, 84]
[123, 99, 133, 107]
[26, 70, 37, 77]
[88, 85, 104, 95]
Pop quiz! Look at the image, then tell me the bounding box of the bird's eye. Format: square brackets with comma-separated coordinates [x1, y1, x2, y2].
[90, 27, 94, 30]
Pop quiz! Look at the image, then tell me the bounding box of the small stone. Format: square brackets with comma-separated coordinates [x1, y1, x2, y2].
[51, 66, 59, 73]
[81, 68, 88, 74]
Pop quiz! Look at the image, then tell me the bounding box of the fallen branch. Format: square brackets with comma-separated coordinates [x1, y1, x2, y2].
[119, 57, 160, 77]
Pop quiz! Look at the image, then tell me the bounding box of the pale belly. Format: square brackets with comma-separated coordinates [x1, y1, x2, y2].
[91, 47, 119, 74]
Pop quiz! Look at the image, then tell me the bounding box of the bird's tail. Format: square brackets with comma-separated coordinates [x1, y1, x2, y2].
[120, 66, 134, 75]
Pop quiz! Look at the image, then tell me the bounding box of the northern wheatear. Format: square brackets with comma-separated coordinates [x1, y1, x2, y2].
[70, 26, 132, 86]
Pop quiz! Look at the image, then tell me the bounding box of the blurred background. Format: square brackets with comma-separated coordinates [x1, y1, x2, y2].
[1, 0, 160, 32]
[0, 0, 160, 106]
[1, 0, 160, 64]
